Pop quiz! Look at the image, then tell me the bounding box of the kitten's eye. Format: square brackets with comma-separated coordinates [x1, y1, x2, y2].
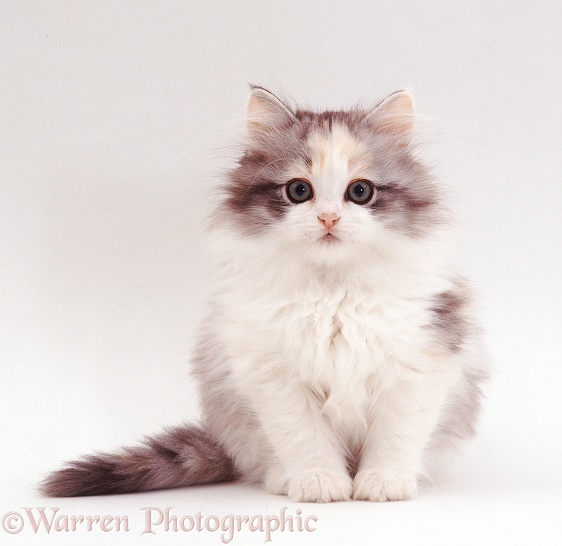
[286, 179, 313, 203]
[346, 179, 375, 205]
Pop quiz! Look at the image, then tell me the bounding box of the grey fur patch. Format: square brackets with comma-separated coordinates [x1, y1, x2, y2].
[429, 283, 471, 353]
[225, 151, 291, 232]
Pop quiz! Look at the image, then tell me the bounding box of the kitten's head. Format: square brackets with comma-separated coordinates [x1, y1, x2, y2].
[220, 87, 444, 265]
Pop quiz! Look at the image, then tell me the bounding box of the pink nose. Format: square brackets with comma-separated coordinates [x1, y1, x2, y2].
[318, 212, 340, 229]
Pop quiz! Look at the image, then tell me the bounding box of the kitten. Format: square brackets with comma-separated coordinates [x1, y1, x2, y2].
[41, 86, 488, 502]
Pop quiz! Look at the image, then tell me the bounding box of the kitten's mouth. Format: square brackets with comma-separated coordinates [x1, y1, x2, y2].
[319, 233, 340, 244]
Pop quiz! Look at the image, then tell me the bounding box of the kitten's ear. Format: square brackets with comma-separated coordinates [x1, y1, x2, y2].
[366, 90, 415, 142]
[247, 86, 296, 138]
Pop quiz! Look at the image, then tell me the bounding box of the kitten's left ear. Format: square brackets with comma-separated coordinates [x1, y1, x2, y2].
[247, 86, 296, 138]
[366, 90, 415, 142]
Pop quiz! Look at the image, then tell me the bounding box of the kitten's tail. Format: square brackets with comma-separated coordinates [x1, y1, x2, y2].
[40, 425, 236, 497]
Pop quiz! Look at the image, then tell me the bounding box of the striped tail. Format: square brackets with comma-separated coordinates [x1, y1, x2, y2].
[40, 425, 236, 497]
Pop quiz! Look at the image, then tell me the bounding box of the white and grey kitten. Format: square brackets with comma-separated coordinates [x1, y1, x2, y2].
[42, 86, 488, 502]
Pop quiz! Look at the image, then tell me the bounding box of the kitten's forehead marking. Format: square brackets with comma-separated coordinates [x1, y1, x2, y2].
[304, 123, 370, 200]
[298, 122, 368, 208]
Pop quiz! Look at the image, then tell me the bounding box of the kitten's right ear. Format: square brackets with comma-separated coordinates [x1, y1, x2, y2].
[366, 90, 415, 143]
[247, 86, 296, 138]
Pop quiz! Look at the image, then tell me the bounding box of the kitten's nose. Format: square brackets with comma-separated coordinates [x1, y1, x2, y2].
[318, 212, 340, 229]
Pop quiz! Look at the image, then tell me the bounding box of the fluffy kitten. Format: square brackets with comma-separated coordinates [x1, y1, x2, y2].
[42, 86, 488, 502]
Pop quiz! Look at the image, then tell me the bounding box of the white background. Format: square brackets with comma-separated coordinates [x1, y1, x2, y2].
[1, 1, 561, 544]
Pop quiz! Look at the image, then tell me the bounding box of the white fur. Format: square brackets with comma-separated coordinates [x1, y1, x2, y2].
[195, 122, 483, 503]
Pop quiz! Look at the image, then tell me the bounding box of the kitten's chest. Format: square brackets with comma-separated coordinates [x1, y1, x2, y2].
[281, 285, 427, 380]
[222, 275, 432, 373]
[221, 275, 435, 440]
[273, 284, 430, 439]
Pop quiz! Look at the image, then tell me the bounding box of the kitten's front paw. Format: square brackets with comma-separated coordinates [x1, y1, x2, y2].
[287, 469, 352, 503]
[353, 469, 418, 502]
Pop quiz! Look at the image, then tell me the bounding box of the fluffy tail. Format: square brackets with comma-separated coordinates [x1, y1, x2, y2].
[40, 425, 236, 497]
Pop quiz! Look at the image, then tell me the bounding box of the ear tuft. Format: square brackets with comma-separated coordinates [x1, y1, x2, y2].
[247, 86, 296, 138]
[367, 90, 415, 141]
